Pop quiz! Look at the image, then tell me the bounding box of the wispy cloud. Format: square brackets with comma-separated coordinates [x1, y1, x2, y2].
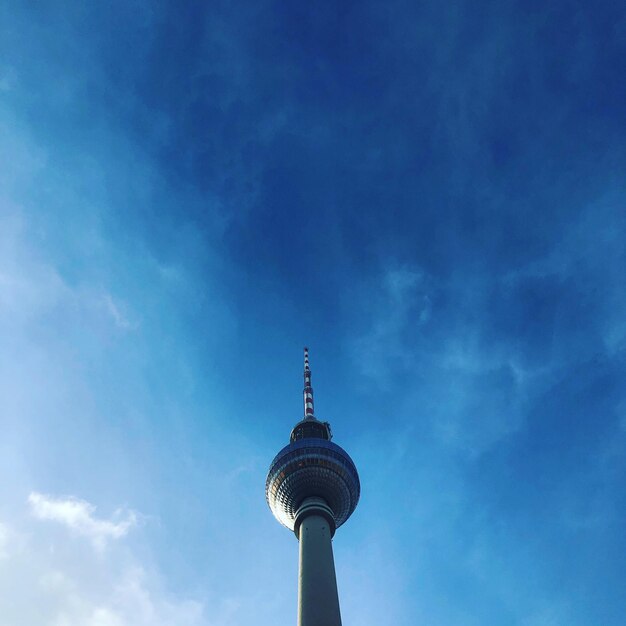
[0, 522, 9, 560]
[101, 293, 134, 330]
[348, 263, 527, 454]
[350, 266, 432, 385]
[28, 493, 137, 551]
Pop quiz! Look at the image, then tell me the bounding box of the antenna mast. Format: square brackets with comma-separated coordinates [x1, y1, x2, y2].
[303, 347, 315, 419]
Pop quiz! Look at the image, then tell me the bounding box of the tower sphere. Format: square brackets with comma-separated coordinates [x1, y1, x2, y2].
[265, 437, 360, 534]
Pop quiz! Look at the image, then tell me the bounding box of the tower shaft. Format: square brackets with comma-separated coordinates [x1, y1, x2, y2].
[297, 499, 342, 626]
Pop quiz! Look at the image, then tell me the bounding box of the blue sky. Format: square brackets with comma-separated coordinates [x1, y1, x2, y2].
[1, 1, 625, 624]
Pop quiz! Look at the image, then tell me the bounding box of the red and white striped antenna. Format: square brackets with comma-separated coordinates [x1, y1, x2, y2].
[303, 347, 315, 419]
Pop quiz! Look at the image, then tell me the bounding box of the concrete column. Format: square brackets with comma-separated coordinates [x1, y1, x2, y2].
[295, 498, 342, 626]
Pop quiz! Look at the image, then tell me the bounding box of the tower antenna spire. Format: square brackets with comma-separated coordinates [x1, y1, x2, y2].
[303, 346, 315, 419]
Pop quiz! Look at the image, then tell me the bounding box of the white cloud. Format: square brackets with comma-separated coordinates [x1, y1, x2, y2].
[0, 500, 209, 626]
[28, 493, 137, 551]
[36, 566, 204, 626]
[0, 522, 206, 626]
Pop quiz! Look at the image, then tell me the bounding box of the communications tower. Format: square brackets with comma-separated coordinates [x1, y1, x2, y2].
[266, 348, 360, 626]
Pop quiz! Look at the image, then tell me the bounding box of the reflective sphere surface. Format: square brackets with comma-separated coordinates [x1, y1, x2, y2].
[265, 439, 360, 531]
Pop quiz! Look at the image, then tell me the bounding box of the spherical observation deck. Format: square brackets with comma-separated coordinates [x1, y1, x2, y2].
[265, 436, 360, 534]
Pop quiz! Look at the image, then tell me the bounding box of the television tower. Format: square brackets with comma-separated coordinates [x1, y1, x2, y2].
[266, 348, 360, 626]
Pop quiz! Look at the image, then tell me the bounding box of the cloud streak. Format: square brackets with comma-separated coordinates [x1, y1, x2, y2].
[28, 493, 137, 550]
